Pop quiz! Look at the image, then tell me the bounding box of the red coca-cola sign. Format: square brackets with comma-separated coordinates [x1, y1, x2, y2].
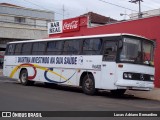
[48, 18, 80, 34]
[63, 18, 80, 33]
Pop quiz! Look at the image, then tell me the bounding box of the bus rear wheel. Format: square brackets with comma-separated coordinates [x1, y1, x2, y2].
[20, 69, 34, 86]
[82, 74, 96, 95]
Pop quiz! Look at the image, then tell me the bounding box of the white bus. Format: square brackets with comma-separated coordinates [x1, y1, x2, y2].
[3, 33, 155, 95]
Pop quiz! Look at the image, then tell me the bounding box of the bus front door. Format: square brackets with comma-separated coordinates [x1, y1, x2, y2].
[101, 41, 117, 89]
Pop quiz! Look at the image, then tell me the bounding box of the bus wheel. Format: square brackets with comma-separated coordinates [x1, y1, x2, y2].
[82, 74, 96, 95]
[20, 69, 34, 86]
[110, 89, 126, 96]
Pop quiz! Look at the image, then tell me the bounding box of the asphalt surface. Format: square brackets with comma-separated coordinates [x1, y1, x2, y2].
[0, 76, 160, 119]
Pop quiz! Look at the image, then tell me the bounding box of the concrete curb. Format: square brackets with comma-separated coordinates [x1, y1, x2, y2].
[126, 88, 160, 101]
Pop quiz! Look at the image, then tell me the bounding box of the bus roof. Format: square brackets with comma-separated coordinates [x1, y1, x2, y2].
[8, 33, 150, 44]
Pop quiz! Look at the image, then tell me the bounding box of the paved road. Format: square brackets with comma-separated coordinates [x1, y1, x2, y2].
[0, 76, 160, 120]
[0, 76, 160, 112]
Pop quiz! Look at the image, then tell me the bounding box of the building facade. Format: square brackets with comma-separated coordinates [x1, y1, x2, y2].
[129, 8, 160, 19]
[81, 12, 117, 27]
[0, 3, 54, 52]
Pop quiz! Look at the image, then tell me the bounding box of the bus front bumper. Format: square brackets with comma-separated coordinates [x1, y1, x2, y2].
[115, 80, 154, 91]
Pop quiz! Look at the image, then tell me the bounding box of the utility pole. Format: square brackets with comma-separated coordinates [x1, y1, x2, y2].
[129, 0, 143, 18]
[62, 5, 65, 20]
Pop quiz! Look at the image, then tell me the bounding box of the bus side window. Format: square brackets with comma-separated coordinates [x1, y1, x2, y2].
[32, 42, 46, 55]
[103, 41, 117, 61]
[21, 43, 32, 55]
[6, 44, 15, 55]
[46, 41, 63, 55]
[63, 41, 70, 54]
[82, 38, 102, 55]
[32, 43, 38, 55]
[14, 44, 22, 55]
[39, 42, 47, 55]
[63, 40, 80, 55]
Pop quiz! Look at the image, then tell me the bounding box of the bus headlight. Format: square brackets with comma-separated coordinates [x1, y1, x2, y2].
[123, 72, 154, 81]
[123, 73, 132, 79]
[150, 76, 154, 81]
[128, 74, 132, 79]
[124, 73, 128, 78]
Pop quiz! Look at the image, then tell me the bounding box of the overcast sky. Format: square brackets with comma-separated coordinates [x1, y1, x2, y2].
[1, 0, 160, 20]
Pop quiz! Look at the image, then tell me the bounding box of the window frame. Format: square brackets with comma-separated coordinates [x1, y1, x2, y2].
[62, 39, 81, 55]
[46, 40, 64, 55]
[14, 43, 22, 55]
[31, 42, 47, 55]
[82, 38, 102, 55]
[6, 44, 15, 55]
[21, 43, 32, 55]
[14, 17, 26, 24]
[102, 40, 118, 61]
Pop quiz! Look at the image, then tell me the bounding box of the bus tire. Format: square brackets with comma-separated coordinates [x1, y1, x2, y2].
[19, 69, 34, 86]
[82, 74, 96, 95]
[110, 89, 126, 96]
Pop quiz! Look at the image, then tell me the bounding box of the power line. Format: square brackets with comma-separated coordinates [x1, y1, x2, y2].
[22, 0, 63, 16]
[152, 0, 160, 3]
[98, 0, 138, 12]
[122, 0, 160, 9]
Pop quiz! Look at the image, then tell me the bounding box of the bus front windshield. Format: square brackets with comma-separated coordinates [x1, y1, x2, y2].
[119, 37, 154, 66]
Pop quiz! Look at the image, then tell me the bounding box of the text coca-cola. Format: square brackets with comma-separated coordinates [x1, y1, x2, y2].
[63, 20, 79, 30]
